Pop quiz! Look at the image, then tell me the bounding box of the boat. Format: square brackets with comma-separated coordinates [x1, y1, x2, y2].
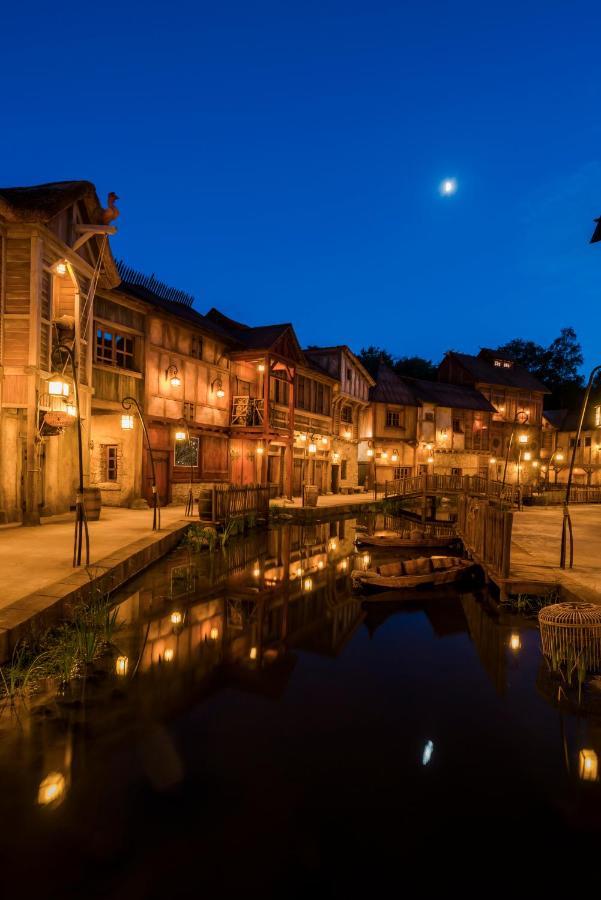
[351, 555, 477, 595]
[355, 530, 456, 549]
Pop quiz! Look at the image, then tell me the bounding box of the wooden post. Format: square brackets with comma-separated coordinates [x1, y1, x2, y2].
[263, 355, 270, 437]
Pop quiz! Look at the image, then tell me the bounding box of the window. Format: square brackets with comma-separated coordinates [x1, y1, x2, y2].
[103, 445, 118, 482]
[424, 411, 435, 422]
[585, 436, 592, 447]
[386, 410, 401, 428]
[190, 336, 203, 359]
[183, 402, 195, 421]
[452, 417, 463, 434]
[394, 466, 411, 479]
[569, 438, 581, 448]
[174, 436, 199, 467]
[95, 327, 135, 370]
[451, 467, 462, 476]
[341, 405, 353, 424]
[341, 460, 348, 479]
[494, 359, 512, 368]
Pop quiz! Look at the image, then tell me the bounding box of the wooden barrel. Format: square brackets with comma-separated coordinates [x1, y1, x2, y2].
[83, 487, 102, 521]
[197, 487, 214, 521]
[304, 485, 319, 508]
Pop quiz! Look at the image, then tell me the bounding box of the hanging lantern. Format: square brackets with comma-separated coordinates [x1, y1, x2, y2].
[321, 437, 328, 445]
[523, 451, 532, 462]
[121, 414, 134, 430]
[175, 430, 186, 441]
[256, 446, 264, 455]
[257, 363, 265, 373]
[303, 576, 313, 592]
[366, 447, 374, 458]
[391, 450, 399, 462]
[518, 433, 528, 444]
[54, 261, 68, 277]
[166, 364, 181, 387]
[48, 378, 69, 396]
[170, 611, 183, 626]
[308, 442, 317, 454]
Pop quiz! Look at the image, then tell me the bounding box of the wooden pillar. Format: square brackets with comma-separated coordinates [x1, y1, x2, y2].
[263, 355, 270, 437]
[285, 441, 293, 500]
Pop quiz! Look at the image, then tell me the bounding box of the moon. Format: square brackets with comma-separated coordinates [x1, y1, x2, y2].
[439, 178, 457, 196]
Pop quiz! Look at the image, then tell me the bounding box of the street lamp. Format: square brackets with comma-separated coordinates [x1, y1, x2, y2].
[121, 396, 161, 531]
[560, 363, 601, 568]
[545, 448, 565, 487]
[51, 345, 89, 567]
[501, 409, 529, 495]
[175, 418, 195, 517]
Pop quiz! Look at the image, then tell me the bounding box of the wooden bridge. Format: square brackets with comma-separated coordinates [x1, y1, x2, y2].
[384, 473, 519, 506]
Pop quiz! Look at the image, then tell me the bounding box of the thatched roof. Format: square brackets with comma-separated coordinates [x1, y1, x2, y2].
[443, 349, 550, 393]
[0, 180, 102, 223]
[407, 377, 496, 412]
[370, 362, 419, 406]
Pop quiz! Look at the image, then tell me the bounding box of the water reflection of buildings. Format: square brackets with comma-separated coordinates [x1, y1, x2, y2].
[115, 520, 364, 690]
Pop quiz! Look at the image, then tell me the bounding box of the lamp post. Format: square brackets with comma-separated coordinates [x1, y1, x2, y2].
[366, 441, 376, 500]
[175, 418, 195, 517]
[501, 409, 529, 495]
[52, 345, 89, 567]
[560, 364, 601, 569]
[122, 396, 161, 531]
[544, 448, 565, 488]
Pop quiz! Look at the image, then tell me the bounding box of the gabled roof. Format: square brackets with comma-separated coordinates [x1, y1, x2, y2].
[0, 180, 102, 223]
[304, 345, 375, 386]
[117, 283, 240, 344]
[545, 404, 601, 432]
[442, 350, 550, 393]
[206, 308, 304, 360]
[369, 363, 419, 406]
[406, 377, 496, 412]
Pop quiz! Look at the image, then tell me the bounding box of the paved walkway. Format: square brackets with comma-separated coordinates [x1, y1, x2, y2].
[0, 506, 191, 609]
[510, 504, 601, 602]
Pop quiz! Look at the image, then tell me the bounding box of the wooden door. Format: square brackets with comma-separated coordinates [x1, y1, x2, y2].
[145, 450, 170, 506]
[293, 459, 303, 496]
[331, 464, 340, 494]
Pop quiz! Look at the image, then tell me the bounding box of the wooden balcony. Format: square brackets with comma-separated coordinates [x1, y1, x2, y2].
[231, 396, 290, 431]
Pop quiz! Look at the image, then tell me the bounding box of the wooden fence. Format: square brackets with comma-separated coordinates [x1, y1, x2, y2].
[456, 494, 513, 579]
[198, 484, 271, 524]
[528, 485, 601, 506]
[384, 473, 518, 506]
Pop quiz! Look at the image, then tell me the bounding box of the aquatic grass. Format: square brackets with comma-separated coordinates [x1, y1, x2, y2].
[182, 524, 218, 553]
[0, 644, 50, 708]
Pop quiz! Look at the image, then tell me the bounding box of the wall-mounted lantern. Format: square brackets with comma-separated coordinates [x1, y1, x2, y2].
[212, 378, 225, 398]
[121, 414, 134, 430]
[166, 364, 181, 387]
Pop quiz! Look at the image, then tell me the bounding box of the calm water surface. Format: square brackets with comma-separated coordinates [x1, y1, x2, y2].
[0, 517, 600, 897]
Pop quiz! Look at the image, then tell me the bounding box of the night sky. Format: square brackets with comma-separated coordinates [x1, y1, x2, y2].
[3, 1, 601, 367]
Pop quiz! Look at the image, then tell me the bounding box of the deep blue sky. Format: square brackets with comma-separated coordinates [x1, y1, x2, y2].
[3, 1, 601, 367]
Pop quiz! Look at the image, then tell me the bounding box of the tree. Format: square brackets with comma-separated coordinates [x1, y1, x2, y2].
[496, 327, 584, 408]
[357, 346, 395, 379]
[394, 355, 437, 381]
[358, 346, 438, 381]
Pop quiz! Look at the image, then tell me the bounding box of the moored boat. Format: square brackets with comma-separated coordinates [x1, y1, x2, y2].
[355, 531, 456, 549]
[352, 555, 477, 595]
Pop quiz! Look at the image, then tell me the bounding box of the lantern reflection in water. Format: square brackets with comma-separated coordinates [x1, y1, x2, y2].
[249, 646, 258, 660]
[37, 772, 66, 807]
[115, 655, 129, 676]
[164, 648, 175, 663]
[579, 749, 598, 782]
[209, 626, 219, 641]
[509, 633, 521, 652]
[303, 577, 313, 592]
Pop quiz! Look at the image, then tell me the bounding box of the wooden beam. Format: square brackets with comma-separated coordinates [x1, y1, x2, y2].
[72, 225, 117, 252]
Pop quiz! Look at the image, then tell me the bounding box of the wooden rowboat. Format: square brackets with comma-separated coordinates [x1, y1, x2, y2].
[355, 531, 456, 549]
[351, 555, 477, 595]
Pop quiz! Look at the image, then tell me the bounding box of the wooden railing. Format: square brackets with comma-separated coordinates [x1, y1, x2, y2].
[383, 514, 456, 538]
[529, 486, 601, 505]
[198, 484, 271, 524]
[384, 473, 518, 506]
[456, 495, 513, 579]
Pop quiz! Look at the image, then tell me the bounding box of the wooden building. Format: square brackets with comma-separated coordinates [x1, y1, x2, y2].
[304, 346, 374, 492]
[439, 349, 549, 483]
[0, 181, 120, 523]
[543, 406, 601, 485]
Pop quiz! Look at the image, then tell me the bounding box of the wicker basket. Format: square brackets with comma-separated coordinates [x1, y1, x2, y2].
[539, 602, 601, 671]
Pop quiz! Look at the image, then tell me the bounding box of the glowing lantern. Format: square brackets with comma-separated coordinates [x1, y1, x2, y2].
[308, 442, 317, 454]
[339, 559, 348, 572]
[253, 564, 260, 577]
[249, 646, 258, 660]
[256, 446, 264, 455]
[317, 560, 324, 570]
[299, 433, 307, 442]
[366, 448, 374, 458]
[115, 655, 128, 676]
[64, 404, 77, 418]
[48, 379, 70, 397]
[490, 457, 497, 465]
[164, 648, 174, 662]
[54, 261, 68, 277]
[509, 633, 521, 651]
[518, 433, 528, 444]
[523, 451, 532, 461]
[166, 365, 181, 387]
[579, 749, 598, 782]
[321, 436, 328, 445]
[427, 456, 434, 464]
[303, 577, 313, 592]
[344, 429, 352, 440]
[362, 552, 371, 569]
[170, 611, 183, 626]
[37, 772, 66, 807]
[329, 539, 337, 551]
[210, 626, 219, 641]
[381, 451, 388, 460]
[391, 451, 399, 462]
[175, 430, 186, 441]
[257, 363, 265, 373]
[532, 460, 539, 468]
[121, 414, 134, 430]
[556, 452, 564, 462]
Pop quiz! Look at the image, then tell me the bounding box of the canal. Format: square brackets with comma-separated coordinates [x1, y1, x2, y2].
[0, 516, 600, 896]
